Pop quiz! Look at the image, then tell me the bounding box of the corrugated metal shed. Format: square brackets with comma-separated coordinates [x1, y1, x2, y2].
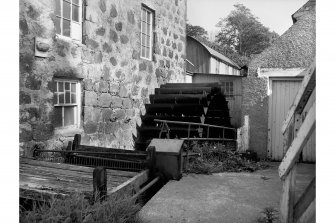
[188, 36, 241, 69]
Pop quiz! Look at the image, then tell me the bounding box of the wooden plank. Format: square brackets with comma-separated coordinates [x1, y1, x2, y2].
[296, 198, 315, 223]
[279, 101, 315, 179]
[294, 177, 315, 221]
[108, 169, 150, 196]
[282, 60, 315, 134]
[280, 165, 297, 223]
[20, 158, 137, 177]
[20, 166, 131, 184]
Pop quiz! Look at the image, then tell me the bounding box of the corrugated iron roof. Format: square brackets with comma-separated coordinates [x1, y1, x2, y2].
[187, 36, 241, 69]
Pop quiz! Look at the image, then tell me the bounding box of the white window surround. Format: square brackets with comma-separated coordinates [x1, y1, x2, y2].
[140, 6, 154, 61]
[53, 79, 81, 129]
[55, 0, 82, 41]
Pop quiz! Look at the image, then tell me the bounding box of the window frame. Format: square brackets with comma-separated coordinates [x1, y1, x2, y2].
[55, 0, 82, 41]
[53, 79, 81, 129]
[140, 6, 154, 61]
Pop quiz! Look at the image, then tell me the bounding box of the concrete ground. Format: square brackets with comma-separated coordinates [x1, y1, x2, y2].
[139, 163, 315, 223]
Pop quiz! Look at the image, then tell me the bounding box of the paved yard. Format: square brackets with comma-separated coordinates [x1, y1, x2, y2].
[139, 163, 315, 223]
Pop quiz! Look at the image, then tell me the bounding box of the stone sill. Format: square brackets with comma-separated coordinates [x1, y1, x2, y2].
[54, 127, 84, 137]
[55, 34, 85, 47]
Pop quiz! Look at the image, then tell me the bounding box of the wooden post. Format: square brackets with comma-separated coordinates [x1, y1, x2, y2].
[72, 134, 81, 151]
[147, 146, 156, 176]
[280, 164, 297, 223]
[64, 141, 73, 163]
[207, 126, 210, 138]
[93, 167, 107, 202]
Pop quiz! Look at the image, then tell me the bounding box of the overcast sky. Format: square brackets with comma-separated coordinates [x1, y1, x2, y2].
[187, 0, 309, 38]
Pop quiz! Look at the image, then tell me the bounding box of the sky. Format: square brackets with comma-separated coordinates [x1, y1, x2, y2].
[187, 0, 309, 39]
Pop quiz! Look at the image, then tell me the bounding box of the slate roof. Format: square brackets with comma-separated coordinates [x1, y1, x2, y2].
[188, 35, 241, 69]
[248, 0, 315, 76]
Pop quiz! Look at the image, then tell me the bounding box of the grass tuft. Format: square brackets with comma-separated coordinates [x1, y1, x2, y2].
[20, 193, 142, 223]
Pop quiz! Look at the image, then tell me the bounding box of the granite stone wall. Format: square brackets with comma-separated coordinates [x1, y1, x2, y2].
[241, 76, 268, 158]
[19, 0, 187, 155]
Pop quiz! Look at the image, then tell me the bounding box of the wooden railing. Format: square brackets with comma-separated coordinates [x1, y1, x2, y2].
[279, 60, 316, 223]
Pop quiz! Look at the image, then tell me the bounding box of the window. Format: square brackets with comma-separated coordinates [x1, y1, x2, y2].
[216, 60, 220, 73]
[223, 82, 234, 98]
[140, 6, 154, 60]
[53, 80, 81, 128]
[55, 0, 82, 41]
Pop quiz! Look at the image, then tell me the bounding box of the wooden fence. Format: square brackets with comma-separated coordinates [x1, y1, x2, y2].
[279, 60, 316, 223]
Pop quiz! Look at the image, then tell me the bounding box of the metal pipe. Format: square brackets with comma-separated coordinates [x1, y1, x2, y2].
[154, 119, 236, 130]
[74, 154, 146, 163]
[33, 150, 147, 156]
[181, 138, 236, 141]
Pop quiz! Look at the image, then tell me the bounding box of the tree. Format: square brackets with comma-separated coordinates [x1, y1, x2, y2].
[186, 23, 208, 39]
[216, 4, 279, 56]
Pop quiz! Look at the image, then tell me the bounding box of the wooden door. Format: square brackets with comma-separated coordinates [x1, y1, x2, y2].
[268, 78, 302, 160]
[269, 78, 316, 161]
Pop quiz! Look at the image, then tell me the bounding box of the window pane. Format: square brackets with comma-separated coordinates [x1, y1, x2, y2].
[142, 21, 146, 34]
[147, 24, 151, 35]
[146, 47, 150, 59]
[65, 82, 70, 90]
[55, 0, 61, 16]
[54, 107, 63, 127]
[71, 83, 76, 92]
[63, 0, 71, 19]
[141, 47, 145, 58]
[141, 9, 146, 22]
[55, 17, 61, 34]
[64, 106, 75, 126]
[63, 19, 71, 37]
[72, 5, 79, 22]
[146, 34, 150, 46]
[65, 91, 71, 103]
[71, 93, 76, 103]
[141, 34, 146, 46]
[72, 0, 79, 4]
[53, 93, 58, 104]
[147, 12, 151, 24]
[58, 82, 64, 92]
[59, 93, 65, 104]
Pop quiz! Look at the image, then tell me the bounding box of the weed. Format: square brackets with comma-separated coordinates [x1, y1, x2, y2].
[256, 207, 279, 223]
[184, 142, 269, 174]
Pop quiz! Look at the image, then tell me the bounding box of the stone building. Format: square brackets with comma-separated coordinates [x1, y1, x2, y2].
[19, 0, 187, 155]
[241, 0, 315, 160]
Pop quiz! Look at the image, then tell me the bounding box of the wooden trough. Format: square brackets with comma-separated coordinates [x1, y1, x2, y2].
[20, 134, 158, 203]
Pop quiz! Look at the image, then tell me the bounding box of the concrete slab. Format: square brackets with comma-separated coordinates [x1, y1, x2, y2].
[139, 163, 315, 223]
